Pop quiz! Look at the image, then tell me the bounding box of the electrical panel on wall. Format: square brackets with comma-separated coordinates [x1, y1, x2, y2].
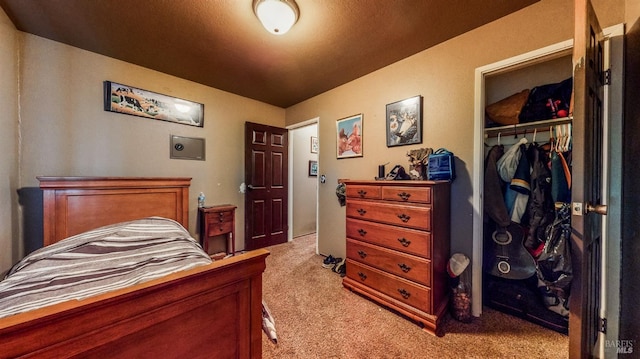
[170, 135, 205, 160]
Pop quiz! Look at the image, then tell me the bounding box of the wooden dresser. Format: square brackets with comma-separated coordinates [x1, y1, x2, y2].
[342, 180, 451, 336]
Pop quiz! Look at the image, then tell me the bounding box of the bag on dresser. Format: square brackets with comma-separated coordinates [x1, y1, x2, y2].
[427, 148, 456, 181]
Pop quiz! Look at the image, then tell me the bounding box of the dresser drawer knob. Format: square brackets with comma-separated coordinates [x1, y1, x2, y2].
[398, 263, 411, 273]
[397, 237, 411, 247]
[357, 189, 367, 197]
[358, 272, 367, 281]
[397, 213, 411, 222]
[357, 250, 367, 259]
[398, 288, 411, 299]
[357, 228, 367, 236]
[357, 208, 367, 216]
[397, 192, 411, 201]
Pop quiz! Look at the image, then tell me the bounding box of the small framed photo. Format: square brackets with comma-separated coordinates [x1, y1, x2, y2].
[336, 114, 363, 159]
[386, 95, 422, 147]
[308, 160, 318, 176]
[311, 136, 319, 153]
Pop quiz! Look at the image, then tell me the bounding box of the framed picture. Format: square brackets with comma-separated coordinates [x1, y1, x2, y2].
[386, 95, 422, 147]
[104, 81, 204, 127]
[308, 160, 318, 176]
[311, 136, 319, 153]
[336, 114, 363, 159]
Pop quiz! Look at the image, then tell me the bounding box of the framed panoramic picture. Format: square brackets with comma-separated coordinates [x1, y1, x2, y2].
[311, 136, 319, 153]
[336, 114, 363, 159]
[104, 81, 204, 127]
[386, 95, 422, 147]
[308, 160, 318, 176]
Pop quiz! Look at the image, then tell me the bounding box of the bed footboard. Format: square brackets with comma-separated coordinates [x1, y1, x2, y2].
[0, 249, 269, 359]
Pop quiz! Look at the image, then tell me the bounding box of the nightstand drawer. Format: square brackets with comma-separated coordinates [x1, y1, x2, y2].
[346, 199, 431, 231]
[347, 260, 431, 313]
[346, 218, 431, 258]
[382, 186, 431, 204]
[347, 239, 431, 286]
[206, 211, 234, 225]
[207, 221, 233, 237]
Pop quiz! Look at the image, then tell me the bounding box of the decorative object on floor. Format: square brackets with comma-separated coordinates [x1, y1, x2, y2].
[406, 147, 433, 180]
[308, 160, 318, 176]
[336, 114, 363, 159]
[253, 0, 299, 35]
[104, 81, 204, 127]
[386, 95, 422, 147]
[448, 253, 472, 323]
[311, 136, 319, 153]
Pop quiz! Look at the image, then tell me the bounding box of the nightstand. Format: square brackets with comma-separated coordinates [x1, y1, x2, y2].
[199, 204, 236, 257]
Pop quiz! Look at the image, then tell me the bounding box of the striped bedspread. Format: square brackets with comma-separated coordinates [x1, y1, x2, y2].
[0, 217, 212, 319]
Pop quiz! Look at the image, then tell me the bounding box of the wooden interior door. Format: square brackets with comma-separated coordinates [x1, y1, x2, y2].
[244, 122, 288, 250]
[570, 0, 606, 357]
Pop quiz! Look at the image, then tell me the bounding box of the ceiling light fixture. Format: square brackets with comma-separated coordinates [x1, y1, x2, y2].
[253, 0, 299, 35]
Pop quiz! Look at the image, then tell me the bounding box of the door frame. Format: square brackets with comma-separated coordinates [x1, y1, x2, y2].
[471, 38, 573, 316]
[287, 117, 319, 251]
[471, 25, 623, 324]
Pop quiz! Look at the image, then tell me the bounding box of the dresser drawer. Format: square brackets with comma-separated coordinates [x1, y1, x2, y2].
[346, 199, 431, 231]
[346, 185, 381, 200]
[346, 218, 431, 258]
[347, 260, 431, 313]
[347, 239, 431, 286]
[381, 186, 431, 204]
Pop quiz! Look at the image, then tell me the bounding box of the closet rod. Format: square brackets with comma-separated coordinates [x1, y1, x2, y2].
[484, 116, 572, 138]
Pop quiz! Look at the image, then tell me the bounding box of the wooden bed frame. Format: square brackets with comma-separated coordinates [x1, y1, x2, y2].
[0, 177, 268, 359]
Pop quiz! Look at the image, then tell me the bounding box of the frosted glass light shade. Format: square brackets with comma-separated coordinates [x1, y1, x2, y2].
[254, 0, 299, 35]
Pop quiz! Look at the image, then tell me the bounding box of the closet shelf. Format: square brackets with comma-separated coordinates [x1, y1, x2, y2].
[484, 116, 572, 138]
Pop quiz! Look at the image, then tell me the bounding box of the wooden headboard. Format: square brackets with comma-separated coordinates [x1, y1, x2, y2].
[38, 177, 191, 246]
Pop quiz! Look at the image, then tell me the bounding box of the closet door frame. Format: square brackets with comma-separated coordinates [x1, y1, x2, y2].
[472, 24, 622, 322]
[472, 39, 573, 317]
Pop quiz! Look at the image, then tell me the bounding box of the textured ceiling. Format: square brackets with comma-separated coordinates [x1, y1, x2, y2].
[0, 0, 538, 108]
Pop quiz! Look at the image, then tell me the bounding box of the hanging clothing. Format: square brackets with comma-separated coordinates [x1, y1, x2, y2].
[506, 144, 531, 223]
[484, 145, 511, 227]
[550, 151, 571, 203]
[524, 144, 555, 253]
[536, 203, 573, 318]
[497, 137, 528, 183]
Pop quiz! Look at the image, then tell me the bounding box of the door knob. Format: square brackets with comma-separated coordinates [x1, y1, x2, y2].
[585, 203, 607, 215]
[247, 184, 255, 190]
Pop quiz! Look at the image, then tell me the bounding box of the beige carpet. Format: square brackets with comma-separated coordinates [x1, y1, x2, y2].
[261, 234, 569, 359]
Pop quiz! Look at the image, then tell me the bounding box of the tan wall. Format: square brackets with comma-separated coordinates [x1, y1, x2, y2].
[286, 0, 626, 259]
[0, 8, 18, 275]
[10, 34, 284, 268]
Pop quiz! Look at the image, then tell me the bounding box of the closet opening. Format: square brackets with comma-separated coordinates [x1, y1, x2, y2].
[472, 40, 574, 335]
